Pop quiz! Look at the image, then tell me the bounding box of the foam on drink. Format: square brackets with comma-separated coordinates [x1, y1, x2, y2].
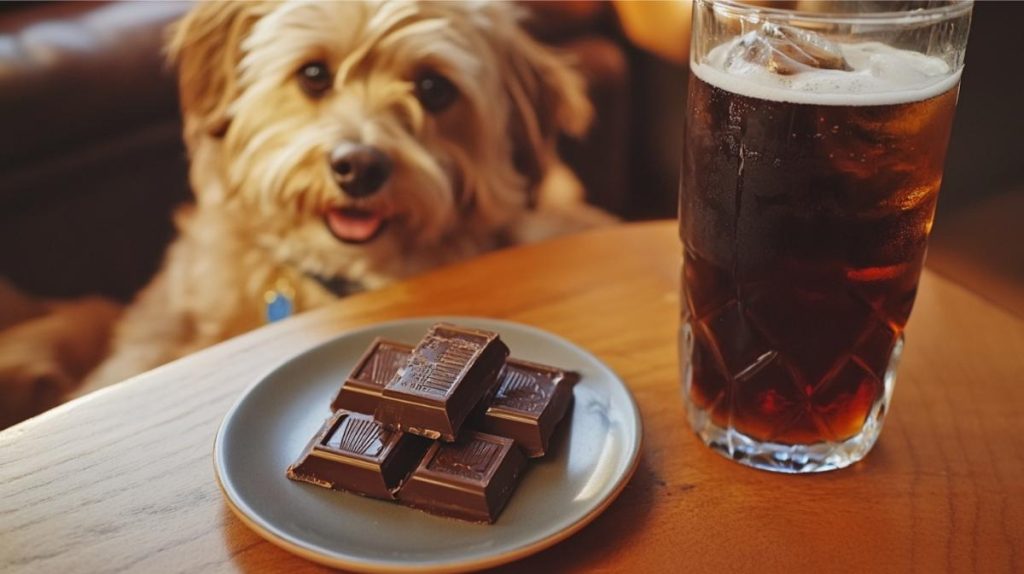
[693, 38, 960, 106]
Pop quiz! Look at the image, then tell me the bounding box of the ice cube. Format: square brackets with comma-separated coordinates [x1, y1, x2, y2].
[725, 23, 851, 76]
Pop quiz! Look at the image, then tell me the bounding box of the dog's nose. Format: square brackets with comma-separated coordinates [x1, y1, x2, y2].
[329, 144, 393, 197]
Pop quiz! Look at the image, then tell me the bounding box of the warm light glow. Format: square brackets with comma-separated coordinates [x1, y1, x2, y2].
[613, 0, 694, 65]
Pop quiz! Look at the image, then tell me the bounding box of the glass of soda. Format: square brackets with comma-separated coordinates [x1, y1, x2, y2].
[679, 1, 973, 473]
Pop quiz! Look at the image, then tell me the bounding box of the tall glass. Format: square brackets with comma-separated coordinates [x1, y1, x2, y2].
[679, 1, 972, 473]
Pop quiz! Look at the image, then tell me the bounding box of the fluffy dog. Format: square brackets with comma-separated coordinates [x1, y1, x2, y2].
[75, 1, 611, 393]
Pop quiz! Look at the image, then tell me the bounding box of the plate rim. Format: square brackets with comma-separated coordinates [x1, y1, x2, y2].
[213, 316, 644, 573]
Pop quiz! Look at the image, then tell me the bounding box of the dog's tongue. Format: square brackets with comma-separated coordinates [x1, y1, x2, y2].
[326, 208, 384, 243]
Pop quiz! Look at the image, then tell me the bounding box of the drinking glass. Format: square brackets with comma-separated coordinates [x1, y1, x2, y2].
[679, 0, 973, 472]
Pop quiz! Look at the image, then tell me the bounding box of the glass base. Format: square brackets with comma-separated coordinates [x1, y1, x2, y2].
[684, 373, 894, 473]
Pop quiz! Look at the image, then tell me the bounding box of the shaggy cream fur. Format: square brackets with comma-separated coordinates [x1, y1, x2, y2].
[77, 1, 612, 393]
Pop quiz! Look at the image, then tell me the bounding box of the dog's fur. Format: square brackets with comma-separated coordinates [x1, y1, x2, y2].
[60, 1, 611, 395]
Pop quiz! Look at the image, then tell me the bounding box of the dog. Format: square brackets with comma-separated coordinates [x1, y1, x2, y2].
[64, 0, 612, 395]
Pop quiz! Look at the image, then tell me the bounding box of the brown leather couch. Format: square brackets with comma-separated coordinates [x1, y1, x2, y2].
[1, 2, 190, 301]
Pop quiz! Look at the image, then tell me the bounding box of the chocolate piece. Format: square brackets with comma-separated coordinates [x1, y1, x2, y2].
[286, 410, 430, 500]
[474, 359, 578, 458]
[398, 431, 526, 523]
[331, 338, 413, 413]
[332, 340, 576, 456]
[375, 324, 509, 441]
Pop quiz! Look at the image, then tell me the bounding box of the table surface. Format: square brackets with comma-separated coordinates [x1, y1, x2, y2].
[2, 221, 1023, 573]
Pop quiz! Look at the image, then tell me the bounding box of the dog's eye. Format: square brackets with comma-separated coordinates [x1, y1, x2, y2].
[414, 71, 458, 114]
[298, 61, 332, 97]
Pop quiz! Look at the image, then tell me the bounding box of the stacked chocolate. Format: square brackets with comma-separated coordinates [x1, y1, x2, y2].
[287, 323, 577, 523]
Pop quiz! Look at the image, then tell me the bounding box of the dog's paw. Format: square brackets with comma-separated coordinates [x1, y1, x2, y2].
[0, 361, 75, 428]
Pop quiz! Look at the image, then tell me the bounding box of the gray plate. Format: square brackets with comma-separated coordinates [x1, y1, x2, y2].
[214, 316, 643, 573]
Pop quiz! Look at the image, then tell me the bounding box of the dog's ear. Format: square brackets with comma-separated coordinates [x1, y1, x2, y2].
[493, 9, 594, 203]
[167, 2, 269, 146]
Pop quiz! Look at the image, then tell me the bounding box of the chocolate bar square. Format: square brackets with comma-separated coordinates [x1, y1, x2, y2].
[286, 410, 430, 500]
[332, 340, 576, 456]
[331, 338, 413, 413]
[475, 359, 578, 458]
[375, 324, 508, 441]
[398, 431, 527, 523]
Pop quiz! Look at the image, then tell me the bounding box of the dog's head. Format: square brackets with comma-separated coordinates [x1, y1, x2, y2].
[169, 0, 590, 281]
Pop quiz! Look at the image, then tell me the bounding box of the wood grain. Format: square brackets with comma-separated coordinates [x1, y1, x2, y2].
[2, 221, 1022, 573]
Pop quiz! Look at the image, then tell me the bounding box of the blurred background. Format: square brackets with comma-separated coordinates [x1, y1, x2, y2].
[0, 0, 1021, 317]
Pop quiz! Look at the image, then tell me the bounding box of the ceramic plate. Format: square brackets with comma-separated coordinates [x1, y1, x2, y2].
[214, 316, 643, 572]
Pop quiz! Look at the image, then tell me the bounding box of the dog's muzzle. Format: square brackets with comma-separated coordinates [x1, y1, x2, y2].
[324, 143, 393, 245]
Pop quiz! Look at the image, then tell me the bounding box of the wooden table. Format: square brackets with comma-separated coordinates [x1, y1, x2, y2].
[2, 222, 1023, 573]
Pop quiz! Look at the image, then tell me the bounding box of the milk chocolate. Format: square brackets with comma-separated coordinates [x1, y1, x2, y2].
[331, 338, 413, 413]
[474, 359, 578, 457]
[375, 324, 508, 441]
[398, 431, 526, 523]
[286, 410, 430, 500]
